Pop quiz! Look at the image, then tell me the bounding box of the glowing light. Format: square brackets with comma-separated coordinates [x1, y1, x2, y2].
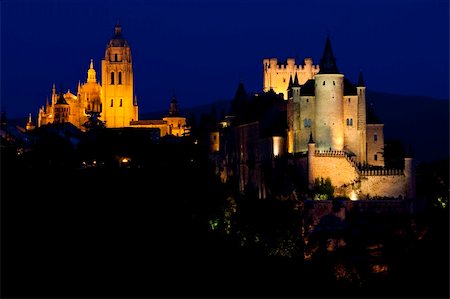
[122, 158, 129, 163]
[273, 136, 283, 157]
[350, 190, 358, 201]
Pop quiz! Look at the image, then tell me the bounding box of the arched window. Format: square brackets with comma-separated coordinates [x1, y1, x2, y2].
[110, 72, 115, 85]
[374, 134, 378, 142]
[118, 72, 122, 85]
[119, 99, 122, 107]
[110, 99, 114, 107]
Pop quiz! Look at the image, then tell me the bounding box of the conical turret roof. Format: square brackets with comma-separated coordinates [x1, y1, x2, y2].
[318, 35, 339, 74]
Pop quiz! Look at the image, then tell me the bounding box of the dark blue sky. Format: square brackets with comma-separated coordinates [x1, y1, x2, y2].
[2, 0, 449, 118]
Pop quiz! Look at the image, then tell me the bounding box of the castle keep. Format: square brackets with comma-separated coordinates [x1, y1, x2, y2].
[214, 37, 415, 200]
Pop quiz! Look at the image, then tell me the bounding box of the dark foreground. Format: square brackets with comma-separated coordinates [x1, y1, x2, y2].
[2, 151, 449, 298]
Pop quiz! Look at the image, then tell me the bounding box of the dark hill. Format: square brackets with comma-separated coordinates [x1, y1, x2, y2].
[366, 90, 449, 163]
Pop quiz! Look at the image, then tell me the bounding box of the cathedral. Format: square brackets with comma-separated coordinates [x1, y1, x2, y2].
[36, 24, 188, 137]
[213, 36, 415, 200]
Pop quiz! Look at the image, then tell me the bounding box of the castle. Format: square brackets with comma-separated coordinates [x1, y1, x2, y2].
[36, 24, 188, 138]
[213, 36, 415, 200]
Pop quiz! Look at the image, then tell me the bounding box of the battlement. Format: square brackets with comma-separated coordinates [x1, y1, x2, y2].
[263, 58, 320, 72]
[359, 168, 404, 176]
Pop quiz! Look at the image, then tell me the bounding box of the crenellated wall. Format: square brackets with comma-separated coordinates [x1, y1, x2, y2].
[359, 174, 406, 199]
[263, 58, 319, 98]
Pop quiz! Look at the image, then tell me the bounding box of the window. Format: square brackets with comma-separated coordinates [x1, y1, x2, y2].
[304, 119, 312, 128]
[118, 72, 122, 84]
[346, 118, 353, 126]
[374, 154, 378, 161]
[110, 72, 115, 84]
[374, 134, 378, 142]
[333, 81, 335, 86]
[119, 99, 122, 107]
[323, 81, 325, 86]
[348, 98, 351, 103]
[110, 99, 114, 107]
[306, 98, 309, 103]
[115, 54, 118, 61]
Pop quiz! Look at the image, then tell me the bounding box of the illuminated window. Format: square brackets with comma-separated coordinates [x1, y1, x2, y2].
[374, 134, 378, 142]
[120, 99, 122, 107]
[374, 154, 378, 161]
[110, 72, 115, 84]
[110, 99, 114, 107]
[118, 72, 122, 84]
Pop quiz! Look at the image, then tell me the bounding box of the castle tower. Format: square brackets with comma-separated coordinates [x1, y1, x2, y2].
[288, 73, 302, 153]
[356, 70, 367, 163]
[101, 23, 138, 128]
[404, 155, 416, 199]
[314, 36, 344, 151]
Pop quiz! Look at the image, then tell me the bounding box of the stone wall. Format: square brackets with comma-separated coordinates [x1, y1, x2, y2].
[310, 153, 359, 190]
[359, 174, 406, 199]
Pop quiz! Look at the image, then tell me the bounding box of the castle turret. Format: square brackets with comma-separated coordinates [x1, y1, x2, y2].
[308, 132, 316, 189]
[101, 23, 137, 127]
[356, 70, 367, 164]
[404, 155, 416, 199]
[314, 36, 344, 151]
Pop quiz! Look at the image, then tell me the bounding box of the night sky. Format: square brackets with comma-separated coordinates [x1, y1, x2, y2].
[1, 0, 449, 119]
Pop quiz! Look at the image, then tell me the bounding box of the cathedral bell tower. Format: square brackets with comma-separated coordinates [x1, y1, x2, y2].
[101, 23, 138, 128]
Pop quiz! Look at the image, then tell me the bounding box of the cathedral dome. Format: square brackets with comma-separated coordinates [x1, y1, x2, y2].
[108, 23, 128, 47]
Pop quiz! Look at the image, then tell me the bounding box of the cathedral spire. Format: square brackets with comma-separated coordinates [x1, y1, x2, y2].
[357, 70, 365, 87]
[318, 35, 339, 74]
[288, 75, 293, 88]
[87, 59, 97, 83]
[26, 113, 35, 131]
[115, 22, 122, 36]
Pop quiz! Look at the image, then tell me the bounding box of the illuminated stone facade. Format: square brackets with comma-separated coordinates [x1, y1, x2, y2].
[37, 24, 187, 138]
[216, 37, 415, 200]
